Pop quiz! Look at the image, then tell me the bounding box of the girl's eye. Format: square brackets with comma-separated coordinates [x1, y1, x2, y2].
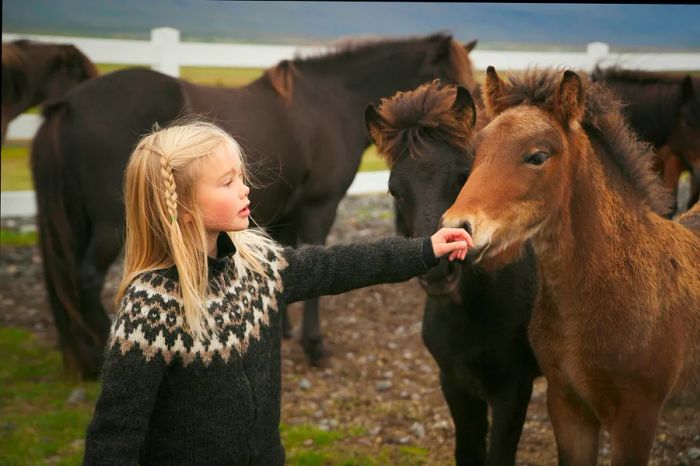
[524, 151, 550, 166]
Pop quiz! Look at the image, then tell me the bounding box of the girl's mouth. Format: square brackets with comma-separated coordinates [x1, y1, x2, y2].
[239, 204, 250, 217]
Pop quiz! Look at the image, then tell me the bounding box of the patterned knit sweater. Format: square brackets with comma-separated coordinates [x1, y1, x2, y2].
[83, 232, 437, 466]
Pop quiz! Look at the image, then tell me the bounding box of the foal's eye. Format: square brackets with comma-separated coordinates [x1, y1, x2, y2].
[524, 152, 550, 166]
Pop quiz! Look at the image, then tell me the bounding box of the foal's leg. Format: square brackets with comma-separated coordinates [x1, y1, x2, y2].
[486, 377, 534, 466]
[441, 372, 488, 466]
[547, 383, 600, 466]
[296, 198, 344, 366]
[609, 396, 661, 466]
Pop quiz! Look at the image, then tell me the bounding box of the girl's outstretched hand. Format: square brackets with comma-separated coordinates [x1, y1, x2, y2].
[431, 228, 473, 262]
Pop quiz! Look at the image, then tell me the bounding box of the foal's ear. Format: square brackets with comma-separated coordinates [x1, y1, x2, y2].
[364, 103, 387, 145]
[555, 70, 585, 128]
[681, 75, 695, 103]
[453, 86, 477, 128]
[483, 66, 509, 118]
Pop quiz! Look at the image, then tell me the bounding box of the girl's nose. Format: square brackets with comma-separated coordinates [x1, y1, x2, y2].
[242, 184, 250, 197]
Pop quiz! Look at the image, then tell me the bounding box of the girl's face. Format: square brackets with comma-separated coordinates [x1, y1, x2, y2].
[195, 143, 251, 235]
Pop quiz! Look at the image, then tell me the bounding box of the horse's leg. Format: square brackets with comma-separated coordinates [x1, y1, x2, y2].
[485, 377, 534, 466]
[440, 372, 488, 466]
[546, 382, 600, 466]
[608, 396, 660, 466]
[296, 198, 343, 366]
[77, 223, 124, 379]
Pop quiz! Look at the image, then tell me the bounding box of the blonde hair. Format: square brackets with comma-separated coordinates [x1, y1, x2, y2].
[115, 119, 281, 340]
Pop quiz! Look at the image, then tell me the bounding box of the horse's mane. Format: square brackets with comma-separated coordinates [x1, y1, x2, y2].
[1, 41, 30, 102]
[264, 33, 475, 102]
[496, 68, 672, 215]
[370, 80, 473, 166]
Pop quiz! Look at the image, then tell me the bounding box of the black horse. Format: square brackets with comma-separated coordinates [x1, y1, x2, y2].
[591, 67, 700, 214]
[30, 33, 479, 379]
[365, 81, 540, 465]
[1, 39, 97, 143]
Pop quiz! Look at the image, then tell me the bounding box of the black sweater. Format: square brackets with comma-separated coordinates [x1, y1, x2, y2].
[83, 233, 437, 466]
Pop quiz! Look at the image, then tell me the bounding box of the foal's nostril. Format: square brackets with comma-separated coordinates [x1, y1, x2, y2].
[462, 221, 473, 237]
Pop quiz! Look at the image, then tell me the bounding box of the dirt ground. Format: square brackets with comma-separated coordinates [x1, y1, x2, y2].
[1, 193, 699, 465]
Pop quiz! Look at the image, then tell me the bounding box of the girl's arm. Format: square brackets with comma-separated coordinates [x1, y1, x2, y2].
[280, 229, 470, 304]
[83, 286, 169, 465]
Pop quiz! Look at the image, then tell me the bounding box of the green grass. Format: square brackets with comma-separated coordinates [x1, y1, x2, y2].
[1, 144, 33, 191]
[0, 230, 37, 247]
[0, 328, 430, 466]
[0, 328, 101, 466]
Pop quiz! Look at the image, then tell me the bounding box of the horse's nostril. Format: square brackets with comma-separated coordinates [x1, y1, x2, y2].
[462, 221, 473, 237]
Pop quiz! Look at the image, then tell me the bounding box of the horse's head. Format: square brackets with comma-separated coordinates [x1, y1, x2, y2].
[668, 76, 700, 180]
[442, 67, 588, 265]
[2, 40, 97, 108]
[418, 33, 478, 92]
[365, 80, 478, 298]
[1, 40, 97, 143]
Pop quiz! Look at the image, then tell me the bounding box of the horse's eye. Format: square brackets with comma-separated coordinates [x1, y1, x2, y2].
[457, 169, 470, 187]
[524, 152, 550, 166]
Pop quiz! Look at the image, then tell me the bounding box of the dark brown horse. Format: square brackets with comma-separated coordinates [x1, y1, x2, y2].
[30, 33, 479, 379]
[443, 67, 700, 465]
[591, 67, 700, 214]
[1, 40, 97, 143]
[365, 80, 540, 465]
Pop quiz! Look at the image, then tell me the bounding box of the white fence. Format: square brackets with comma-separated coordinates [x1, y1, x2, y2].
[2, 29, 700, 217]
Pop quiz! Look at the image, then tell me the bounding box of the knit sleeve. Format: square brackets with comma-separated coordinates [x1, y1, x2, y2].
[83, 281, 171, 465]
[280, 236, 437, 304]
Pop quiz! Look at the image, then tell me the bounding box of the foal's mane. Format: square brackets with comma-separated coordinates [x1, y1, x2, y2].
[264, 33, 474, 103]
[371, 80, 473, 166]
[498, 68, 672, 215]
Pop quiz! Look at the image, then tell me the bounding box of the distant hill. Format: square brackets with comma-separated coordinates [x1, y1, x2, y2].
[2, 1, 699, 51]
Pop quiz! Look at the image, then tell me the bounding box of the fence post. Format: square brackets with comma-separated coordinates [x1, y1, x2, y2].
[151, 27, 180, 77]
[587, 42, 610, 72]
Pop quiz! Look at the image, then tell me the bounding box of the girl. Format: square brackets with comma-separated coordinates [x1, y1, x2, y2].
[82, 120, 472, 465]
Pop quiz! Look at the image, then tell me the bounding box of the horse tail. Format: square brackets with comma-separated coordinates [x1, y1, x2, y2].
[677, 202, 700, 237]
[31, 100, 97, 380]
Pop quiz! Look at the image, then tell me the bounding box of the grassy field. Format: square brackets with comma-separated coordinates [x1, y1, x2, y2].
[0, 328, 429, 465]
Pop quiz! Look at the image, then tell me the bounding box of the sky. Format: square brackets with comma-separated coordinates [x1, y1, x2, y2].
[2, 1, 700, 50]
